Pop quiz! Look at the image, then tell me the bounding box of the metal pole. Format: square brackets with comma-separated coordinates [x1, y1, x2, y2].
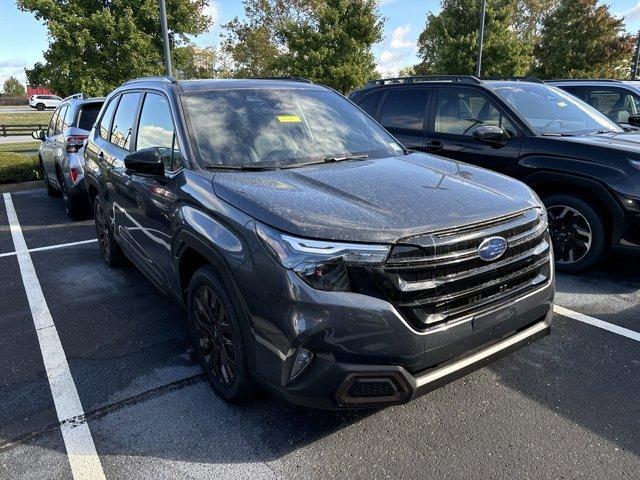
[476, 0, 486, 77]
[159, 0, 172, 77]
[632, 32, 640, 80]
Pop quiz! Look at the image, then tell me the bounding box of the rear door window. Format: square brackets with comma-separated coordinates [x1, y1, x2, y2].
[357, 91, 384, 118]
[99, 97, 119, 140]
[77, 103, 103, 130]
[110, 92, 141, 149]
[380, 89, 429, 131]
[48, 108, 60, 137]
[583, 87, 638, 124]
[55, 105, 68, 134]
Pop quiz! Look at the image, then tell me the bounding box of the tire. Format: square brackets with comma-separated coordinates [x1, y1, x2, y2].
[93, 194, 126, 267]
[59, 175, 83, 220]
[36, 103, 45, 111]
[543, 194, 605, 273]
[187, 265, 258, 404]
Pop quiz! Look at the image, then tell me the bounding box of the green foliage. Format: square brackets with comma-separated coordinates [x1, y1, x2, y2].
[220, 0, 320, 78]
[0, 112, 52, 126]
[17, 0, 211, 97]
[416, 0, 533, 76]
[0, 150, 41, 184]
[534, 0, 635, 79]
[25, 62, 49, 87]
[3, 77, 26, 97]
[274, 0, 383, 93]
[173, 45, 216, 79]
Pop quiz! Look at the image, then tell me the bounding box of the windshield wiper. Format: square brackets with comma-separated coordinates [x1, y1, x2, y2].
[593, 130, 616, 134]
[204, 165, 278, 171]
[323, 154, 369, 162]
[540, 132, 575, 137]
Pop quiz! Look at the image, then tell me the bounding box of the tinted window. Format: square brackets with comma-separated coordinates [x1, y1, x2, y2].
[136, 93, 182, 171]
[380, 89, 428, 130]
[434, 89, 517, 137]
[182, 88, 401, 168]
[111, 92, 141, 149]
[55, 105, 68, 134]
[99, 97, 119, 140]
[77, 103, 103, 131]
[63, 105, 75, 130]
[48, 108, 60, 137]
[583, 87, 639, 124]
[559, 86, 580, 95]
[358, 91, 383, 118]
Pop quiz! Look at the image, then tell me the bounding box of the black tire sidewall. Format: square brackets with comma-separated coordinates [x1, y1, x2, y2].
[93, 194, 123, 267]
[36, 103, 45, 111]
[187, 266, 254, 403]
[543, 194, 605, 272]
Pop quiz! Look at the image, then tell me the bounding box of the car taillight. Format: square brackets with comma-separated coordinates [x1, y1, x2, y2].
[65, 135, 88, 153]
[69, 168, 78, 183]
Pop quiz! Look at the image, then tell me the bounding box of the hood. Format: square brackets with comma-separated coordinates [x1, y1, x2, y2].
[560, 131, 640, 154]
[212, 153, 541, 243]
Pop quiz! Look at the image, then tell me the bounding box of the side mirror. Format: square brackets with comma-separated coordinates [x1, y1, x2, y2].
[124, 147, 164, 177]
[627, 115, 640, 127]
[32, 129, 45, 141]
[472, 125, 505, 143]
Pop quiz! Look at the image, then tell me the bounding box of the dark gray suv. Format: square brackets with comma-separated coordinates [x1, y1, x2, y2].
[84, 77, 554, 409]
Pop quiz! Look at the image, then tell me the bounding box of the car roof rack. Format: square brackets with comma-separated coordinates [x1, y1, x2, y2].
[547, 78, 622, 83]
[250, 76, 313, 83]
[481, 76, 544, 83]
[366, 75, 483, 86]
[122, 76, 178, 86]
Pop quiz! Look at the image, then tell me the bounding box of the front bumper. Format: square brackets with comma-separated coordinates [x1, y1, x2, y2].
[249, 271, 554, 410]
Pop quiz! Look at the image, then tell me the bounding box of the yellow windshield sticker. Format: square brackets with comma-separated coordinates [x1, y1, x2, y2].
[277, 115, 302, 123]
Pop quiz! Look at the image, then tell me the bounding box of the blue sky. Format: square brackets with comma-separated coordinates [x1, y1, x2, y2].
[1, 0, 639, 87]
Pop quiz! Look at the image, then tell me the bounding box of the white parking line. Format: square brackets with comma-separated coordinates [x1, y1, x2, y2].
[3, 193, 106, 480]
[554, 305, 640, 343]
[0, 238, 97, 258]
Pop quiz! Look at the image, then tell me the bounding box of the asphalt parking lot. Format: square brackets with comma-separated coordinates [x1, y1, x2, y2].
[0, 185, 638, 480]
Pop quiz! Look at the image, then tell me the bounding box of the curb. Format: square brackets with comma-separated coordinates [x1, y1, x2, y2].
[0, 180, 45, 194]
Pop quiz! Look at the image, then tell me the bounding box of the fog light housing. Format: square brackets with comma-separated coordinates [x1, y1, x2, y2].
[289, 347, 313, 381]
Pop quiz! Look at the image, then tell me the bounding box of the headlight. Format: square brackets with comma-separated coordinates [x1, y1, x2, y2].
[256, 223, 390, 291]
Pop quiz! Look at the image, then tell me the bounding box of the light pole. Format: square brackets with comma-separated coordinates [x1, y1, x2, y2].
[632, 31, 640, 80]
[159, 0, 173, 77]
[475, 0, 486, 78]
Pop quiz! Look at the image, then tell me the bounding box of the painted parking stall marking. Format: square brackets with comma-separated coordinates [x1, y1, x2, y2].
[3, 192, 106, 480]
[554, 305, 640, 343]
[0, 238, 98, 258]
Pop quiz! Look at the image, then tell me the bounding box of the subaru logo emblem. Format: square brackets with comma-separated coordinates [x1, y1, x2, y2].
[478, 236, 508, 262]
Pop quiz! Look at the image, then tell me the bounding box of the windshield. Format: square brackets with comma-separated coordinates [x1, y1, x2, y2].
[489, 83, 623, 135]
[181, 87, 403, 169]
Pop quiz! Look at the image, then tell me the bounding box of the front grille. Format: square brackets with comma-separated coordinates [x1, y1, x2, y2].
[378, 208, 551, 330]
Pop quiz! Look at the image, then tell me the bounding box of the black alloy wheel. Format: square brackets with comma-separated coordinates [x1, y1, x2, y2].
[543, 194, 605, 272]
[193, 285, 237, 388]
[187, 266, 258, 404]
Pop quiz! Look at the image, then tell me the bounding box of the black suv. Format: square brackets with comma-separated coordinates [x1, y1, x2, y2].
[84, 77, 554, 409]
[350, 76, 640, 272]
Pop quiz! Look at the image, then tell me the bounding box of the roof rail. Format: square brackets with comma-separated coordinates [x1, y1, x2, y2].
[250, 76, 313, 83]
[366, 75, 483, 86]
[547, 78, 622, 83]
[481, 76, 544, 84]
[122, 76, 177, 86]
[63, 93, 87, 101]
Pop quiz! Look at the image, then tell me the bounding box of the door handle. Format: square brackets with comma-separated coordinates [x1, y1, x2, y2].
[424, 140, 444, 152]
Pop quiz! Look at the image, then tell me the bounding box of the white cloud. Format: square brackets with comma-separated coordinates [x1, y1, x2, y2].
[621, 1, 640, 22]
[390, 25, 414, 49]
[0, 59, 28, 91]
[376, 49, 413, 77]
[204, 1, 220, 29]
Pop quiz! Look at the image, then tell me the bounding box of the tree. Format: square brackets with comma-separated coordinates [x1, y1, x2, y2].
[274, 0, 383, 93]
[173, 45, 216, 79]
[17, 0, 211, 97]
[3, 77, 26, 96]
[534, 0, 634, 79]
[25, 62, 49, 87]
[415, 0, 533, 76]
[220, 0, 320, 77]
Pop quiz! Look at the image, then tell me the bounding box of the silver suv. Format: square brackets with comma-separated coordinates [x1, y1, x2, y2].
[32, 96, 104, 219]
[548, 79, 640, 129]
